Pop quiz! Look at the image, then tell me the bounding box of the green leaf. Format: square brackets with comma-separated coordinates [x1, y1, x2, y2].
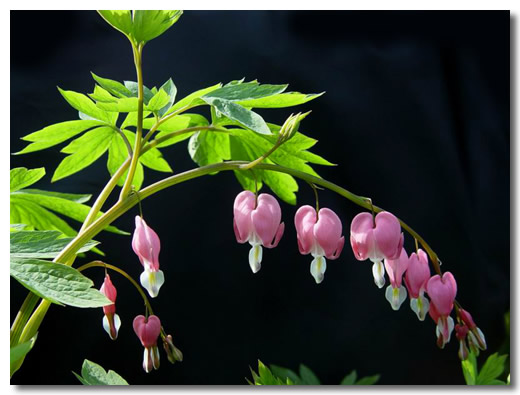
[106, 132, 144, 190]
[97, 10, 133, 37]
[462, 351, 478, 385]
[299, 364, 320, 385]
[10, 230, 98, 259]
[340, 370, 358, 385]
[10, 334, 37, 378]
[19, 189, 91, 204]
[75, 359, 129, 385]
[140, 147, 173, 172]
[476, 353, 508, 385]
[269, 365, 302, 385]
[355, 374, 381, 385]
[146, 89, 170, 112]
[96, 97, 139, 112]
[157, 78, 177, 117]
[89, 85, 118, 103]
[203, 82, 287, 102]
[121, 111, 152, 129]
[202, 97, 271, 135]
[188, 131, 230, 167]
[58, 88, 116, 124]
[167, 83, 222, 114]
[132, 10, 182, 44]
[91, 72, 133, 98]
[10, 167, 45, 193]
[10, 258, 112, 307]
[260, 168, 298, 205]
[11, 190, 127, 236]
[16, 120, 104, 155]
[53, 127, 114, 182]
[124, 81, 155, 104]
[237, 92, 324, 108]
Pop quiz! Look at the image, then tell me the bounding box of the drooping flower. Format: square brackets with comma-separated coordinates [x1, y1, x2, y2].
[133, 315, 161, 373]
[404, 249, 431, 320]
[426, 272, 457, 348]
[459, 308, 487, 351]
[233, 191, 285, 273]
[132, 216, 164, 298]
[100, 273, 121, 340]
[455, 324, 470, 361]
[350, 211, 404, 288]
[294, 205, 345, 284]
[384, 248, 409, 310]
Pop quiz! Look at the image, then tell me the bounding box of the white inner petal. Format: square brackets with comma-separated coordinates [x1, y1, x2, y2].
[140, 269, 165, 298]
[385, 285, 407, 311]
[248, 244, 262, 273]
[310, 256, 326, 284]
[372, 261, 385, 288]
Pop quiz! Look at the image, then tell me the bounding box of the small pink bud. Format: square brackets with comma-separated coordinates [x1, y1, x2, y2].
[350, 211, 404, 288]
[458, 308, 476, 329]
[233, 191, 285, 273]
[455, 324, 470, 361]
[459, 309, 486, 350]
[133, 315, 162, 373]
[100, 274, 121, 340]
[163, 334, 183, 364]
[294, 205, 345, 284]
[132, 216, 164, 297]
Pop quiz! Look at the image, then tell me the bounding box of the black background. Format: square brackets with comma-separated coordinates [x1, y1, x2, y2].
[10, 11, 510, 385]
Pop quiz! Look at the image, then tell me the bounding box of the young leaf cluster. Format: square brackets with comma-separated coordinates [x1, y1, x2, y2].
[73, 359, 129, 385]
[461, 351, 509, 385]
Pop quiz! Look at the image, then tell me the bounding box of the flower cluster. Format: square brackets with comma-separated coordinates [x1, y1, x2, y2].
[233, 191, 344, 284]
[97, 215, 182, 373]
[233, 190, 486, 360]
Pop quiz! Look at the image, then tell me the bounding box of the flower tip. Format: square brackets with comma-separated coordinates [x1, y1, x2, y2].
[140, 269, 165, 298]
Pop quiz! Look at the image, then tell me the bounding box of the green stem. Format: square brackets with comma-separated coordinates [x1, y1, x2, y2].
[10, 295, 39, 347]
[16, 160, 442, 346]
[120, 43, 144, 200]
[143, 125, 228, 151]
[77, 261, 154, 315]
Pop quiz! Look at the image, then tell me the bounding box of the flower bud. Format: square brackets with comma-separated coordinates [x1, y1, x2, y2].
[455, 324, 470, 361]
[278, 111, 311, 143]
[459, 308, 486, 350]
[163, 334, 183, 364]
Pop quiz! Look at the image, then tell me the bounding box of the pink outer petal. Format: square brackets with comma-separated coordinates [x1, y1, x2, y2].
[384, 248, 409, 288]
[100, 274, 117, 315]
[373, 212, 403, 260]
[404, 249, 431, 298]
[429, 301, 440, 323]
[133, 315, 161, 348]
[327, 236, 345, 260]
[294, 205, 317, 255]
[314, 208, 344, 259]
[265, 223, 285, 248]
[132, 216, 161, 271]
[251, 193, 283, 247]
[426, 272, 457, 316]
[233, 191, 256, 243]
[350, 212, 376, 261]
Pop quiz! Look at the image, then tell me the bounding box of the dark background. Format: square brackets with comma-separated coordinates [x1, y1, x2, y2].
[10, 11, 510, 385]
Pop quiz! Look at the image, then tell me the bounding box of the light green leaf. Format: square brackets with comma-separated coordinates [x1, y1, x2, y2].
[132, 10, 182, 43]
[97, 10, 133, 37]
[140, 148, 173, 173]
[16, 120, 103, 155]
[107, 133, 144, 190]
[355, 374, 380, 385]
[237, 92, 324, 108]
[89, 85, 118, 103]
[203, 82, 287, 102]
[269, 365, 302, 385]
[124, 81, 155, 104]
[476, 353, 508, 385]
[462, 351, 478, 385]
[91, 72, 133, 98]
[58, 88, 116, 124]
[19, 189, 91, 204]
[11, 191, 126, 235]
[53, 127, 114, 182]
[10, 334, 37, 378]
[96, 97, 139, 112]
[167, 83, 222, 115]
[340, 370, 358, 385]
[188, 131, 230, 167]
[10, 230, 98, 259]
[121, 111, 152, 129]
[10, 258, 112, 308]
[75, 359, 129, 385]
[299, 364, 320, 385]
[157, 78, 177, 117]
[11, 196, 77, 236]
[146, 89, 170, 112]
[10, 167, 45, 193]
[202, 97, 271, 135]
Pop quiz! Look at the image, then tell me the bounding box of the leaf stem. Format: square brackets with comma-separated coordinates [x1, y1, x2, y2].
[120, 43, 144, 200]
[77, 261, 154, 315]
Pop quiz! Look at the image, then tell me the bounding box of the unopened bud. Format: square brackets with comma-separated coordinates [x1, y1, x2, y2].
[458, 338, 469, 361]
[163, 334, 183, 364]
[278, 111, 311, 143]
[471, 327, 487, 351]
[467, 331, 481, 356]
[458, 309, 476, 329]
